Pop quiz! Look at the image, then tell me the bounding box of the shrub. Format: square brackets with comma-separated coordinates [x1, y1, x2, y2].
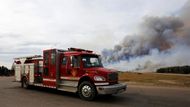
[0, 66, 14, 76]
[156, 66, 190, 74]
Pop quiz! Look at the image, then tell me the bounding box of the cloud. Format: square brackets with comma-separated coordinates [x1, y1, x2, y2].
[0, 0, 187, 68]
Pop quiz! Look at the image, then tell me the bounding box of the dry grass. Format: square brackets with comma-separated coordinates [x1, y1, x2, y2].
[119, 72, 190, 87]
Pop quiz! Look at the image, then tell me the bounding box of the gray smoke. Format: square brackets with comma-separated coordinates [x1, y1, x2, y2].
[102, 1, 190, 71]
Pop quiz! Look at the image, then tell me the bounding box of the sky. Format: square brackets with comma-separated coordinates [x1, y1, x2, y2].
[0, 0, 188, 68]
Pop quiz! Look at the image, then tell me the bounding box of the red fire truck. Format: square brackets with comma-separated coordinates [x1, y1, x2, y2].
[14, 48, 126, 100]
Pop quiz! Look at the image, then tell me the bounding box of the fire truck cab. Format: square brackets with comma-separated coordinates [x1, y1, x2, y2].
[14, 48, 126, 100]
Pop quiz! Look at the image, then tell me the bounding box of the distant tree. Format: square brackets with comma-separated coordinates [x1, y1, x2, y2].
[0, 66, 13, 76]
[157, 66, 190, 74]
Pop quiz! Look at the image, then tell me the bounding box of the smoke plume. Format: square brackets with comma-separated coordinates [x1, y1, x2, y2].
[102, 1, 190, 71]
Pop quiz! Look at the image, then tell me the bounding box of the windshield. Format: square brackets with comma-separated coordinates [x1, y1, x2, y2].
[82, 55, 103, 68]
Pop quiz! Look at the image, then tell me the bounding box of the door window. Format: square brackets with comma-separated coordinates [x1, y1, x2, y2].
[62, 56, 67, 65]
[44, 51, 49, 76]
[71, 56, 80, 68]
[51, 52, 56, 64]
[44, 52, 49, 65]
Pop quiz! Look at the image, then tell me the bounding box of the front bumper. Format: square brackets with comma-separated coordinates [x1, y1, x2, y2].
[96, 83, 127, 95]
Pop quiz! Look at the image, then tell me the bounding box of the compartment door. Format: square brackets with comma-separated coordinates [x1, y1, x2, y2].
[29, 64, 34, 83]
[15, 64, 21, 81]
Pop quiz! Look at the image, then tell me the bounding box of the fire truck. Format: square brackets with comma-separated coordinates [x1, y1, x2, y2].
[14, 48, 127, 100]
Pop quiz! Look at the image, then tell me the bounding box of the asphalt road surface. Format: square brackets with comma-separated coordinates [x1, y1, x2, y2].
[0, 77, 190, 107]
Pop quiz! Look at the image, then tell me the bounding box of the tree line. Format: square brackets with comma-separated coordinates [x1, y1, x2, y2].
[156, 65, 190, 74]
[0, 66, 14, 76]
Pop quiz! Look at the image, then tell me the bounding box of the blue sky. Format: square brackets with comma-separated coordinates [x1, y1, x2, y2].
[0, 0, 188, 68]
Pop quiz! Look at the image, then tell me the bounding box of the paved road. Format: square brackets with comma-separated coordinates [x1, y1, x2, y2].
[0, 77, 190, 107]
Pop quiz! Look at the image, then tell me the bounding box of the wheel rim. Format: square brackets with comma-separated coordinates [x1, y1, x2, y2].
[82, 85, 92, 98]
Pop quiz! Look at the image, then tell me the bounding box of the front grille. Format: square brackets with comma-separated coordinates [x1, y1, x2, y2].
[108, 72, 118, 82]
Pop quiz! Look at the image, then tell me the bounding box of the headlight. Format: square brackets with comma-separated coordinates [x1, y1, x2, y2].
[94, 76, 106, 81]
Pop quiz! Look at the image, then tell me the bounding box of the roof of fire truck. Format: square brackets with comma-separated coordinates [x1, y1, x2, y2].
[44, 47, 98, 56]
[14, 48, 98, 61]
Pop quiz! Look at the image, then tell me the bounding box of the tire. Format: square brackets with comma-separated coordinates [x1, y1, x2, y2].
[21, 77, 29, 89]
[78, 81, 97, 101]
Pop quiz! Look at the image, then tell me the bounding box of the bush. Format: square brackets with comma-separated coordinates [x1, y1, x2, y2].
[0, 66, 14, 76]
[156, 66, 190, 74]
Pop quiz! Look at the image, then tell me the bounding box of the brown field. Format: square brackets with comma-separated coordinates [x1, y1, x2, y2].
[119, 72, 190, 87]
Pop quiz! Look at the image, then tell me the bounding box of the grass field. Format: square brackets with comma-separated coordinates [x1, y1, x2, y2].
[119, 72, 190, 87]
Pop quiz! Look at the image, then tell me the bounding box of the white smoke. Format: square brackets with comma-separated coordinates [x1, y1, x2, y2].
[102, 1, 190, 71]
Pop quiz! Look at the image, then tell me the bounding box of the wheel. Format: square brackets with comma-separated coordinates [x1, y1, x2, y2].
[78, 81, 97, 101]
[21, 77, 29, 89]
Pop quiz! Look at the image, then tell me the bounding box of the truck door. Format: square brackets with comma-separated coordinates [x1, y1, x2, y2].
[60, 55, 82, 79]
[60, 55, 68, 77]
[43, 49, 56, 87]
[70, 56, 81, 77]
